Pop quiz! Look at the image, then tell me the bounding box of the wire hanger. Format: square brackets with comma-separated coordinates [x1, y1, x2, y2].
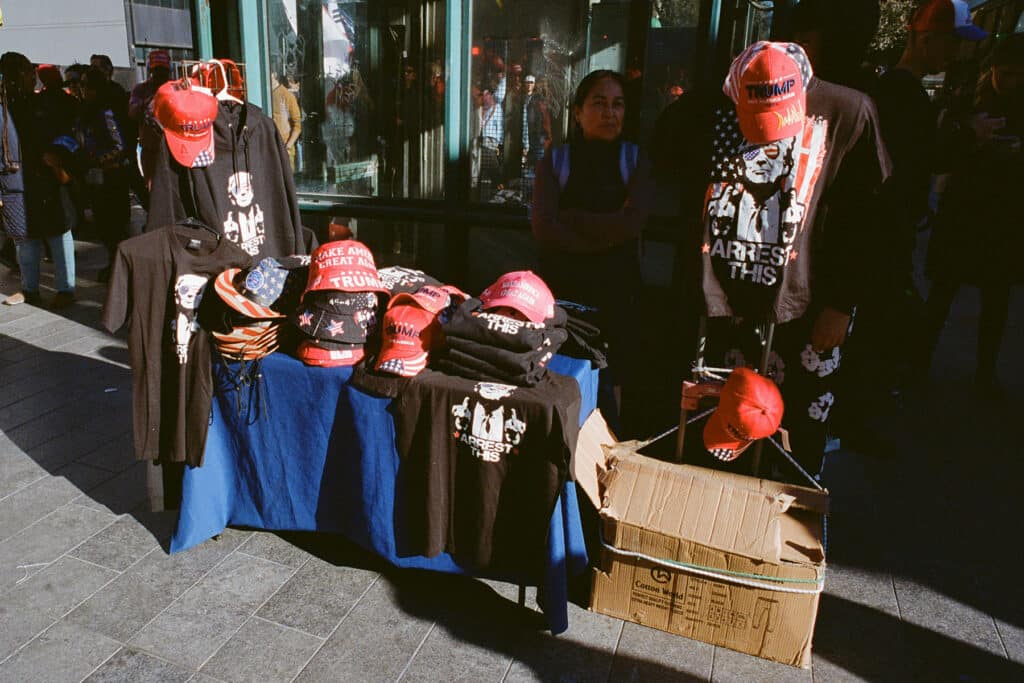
[180, 216, 222, 241]
[208, 59, 243, 104]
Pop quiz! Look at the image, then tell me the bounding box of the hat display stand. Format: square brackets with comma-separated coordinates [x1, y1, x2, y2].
[178, 59, 248, 102]
[639, 315, 823, 492]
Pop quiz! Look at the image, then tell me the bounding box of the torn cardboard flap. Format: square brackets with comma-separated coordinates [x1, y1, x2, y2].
[572, 410, 827, 566]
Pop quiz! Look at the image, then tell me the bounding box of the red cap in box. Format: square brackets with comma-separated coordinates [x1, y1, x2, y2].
[148, 50, 171, 70]
[479, 270, 555, 324]
[723, 42, 812, 145]
[703, 367, 784, 462]
[305, 240, 389, 296]
[153, 80, 218, 168]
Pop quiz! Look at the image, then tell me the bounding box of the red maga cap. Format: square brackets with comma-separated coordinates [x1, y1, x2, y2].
[305, 240, 389, 296]
[153, 80, 218, 168]
[479, 270, 555, 324]
[723, 42, 812, 145]
[375, 292, 448, 377]
[703, 367, 784, 462]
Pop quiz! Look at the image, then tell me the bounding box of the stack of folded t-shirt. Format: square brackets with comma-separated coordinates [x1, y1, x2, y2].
[433, 271, 568, 386]
[203, 256, 308, 361]
[293, 240, 388, 367]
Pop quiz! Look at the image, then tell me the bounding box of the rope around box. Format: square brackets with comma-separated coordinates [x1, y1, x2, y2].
[599, 530, 825, 595]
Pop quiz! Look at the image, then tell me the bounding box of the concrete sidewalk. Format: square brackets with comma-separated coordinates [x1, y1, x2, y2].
[0, 239, 1022, 682]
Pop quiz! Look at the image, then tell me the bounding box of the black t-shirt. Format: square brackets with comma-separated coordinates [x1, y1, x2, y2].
[394, 369, 582, 573]
[700, 79, 891, 321]
[102, 225, 252, 465]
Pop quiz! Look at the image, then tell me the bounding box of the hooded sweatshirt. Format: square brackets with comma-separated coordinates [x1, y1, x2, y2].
[146, 101, 305, 260]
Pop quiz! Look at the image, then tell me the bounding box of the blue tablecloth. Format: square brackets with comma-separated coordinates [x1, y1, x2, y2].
[171, 352, 597, 634]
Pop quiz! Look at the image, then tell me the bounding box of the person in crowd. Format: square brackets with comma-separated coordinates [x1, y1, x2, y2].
[271, 71, 302, 170]
[531, 69, 654, 427]
[36, 64, 78, 135]
[63, 63, 87, 102]
[521, 74, 551, 175]
[916, 34, 1024, 395]
[129, 49, 172, 185]
[393, 62, 421, 196]
[78, 66, 130, 283]
[474, 82, 505, 198]
[659, 42, 890, 477]
[0, 52, 77, 308]
[791, 0, 881, 92]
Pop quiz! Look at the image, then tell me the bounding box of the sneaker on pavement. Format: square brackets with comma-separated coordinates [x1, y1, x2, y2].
[3, 291, 42, 306]
[51, 291, 76, 310]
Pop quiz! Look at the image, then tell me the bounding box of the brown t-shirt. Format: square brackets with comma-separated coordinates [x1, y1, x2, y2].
[701, 78, 892, 322]
[102, 224, 252, 465]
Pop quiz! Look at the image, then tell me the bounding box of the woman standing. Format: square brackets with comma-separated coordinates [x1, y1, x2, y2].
[919, 35, 1024, 393]
[531, 69, 654, 423]
[78, 66, 130, 283]
[0, 52, 77, 309]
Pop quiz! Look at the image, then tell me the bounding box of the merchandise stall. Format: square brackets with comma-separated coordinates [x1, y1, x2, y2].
[104, 72, 606, 635]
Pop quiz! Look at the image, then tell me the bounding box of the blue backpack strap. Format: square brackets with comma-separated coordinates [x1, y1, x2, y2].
[551, 144, 571, 190]
[619, 142, 639, 186]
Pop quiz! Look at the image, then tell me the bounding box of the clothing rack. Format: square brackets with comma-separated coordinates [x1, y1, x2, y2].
[178, 59, 248, 102]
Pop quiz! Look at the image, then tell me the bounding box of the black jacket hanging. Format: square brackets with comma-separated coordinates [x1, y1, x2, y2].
[146, 101, 305, 260]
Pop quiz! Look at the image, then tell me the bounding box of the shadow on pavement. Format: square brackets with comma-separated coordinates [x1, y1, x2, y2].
[0, 334, 174, 548]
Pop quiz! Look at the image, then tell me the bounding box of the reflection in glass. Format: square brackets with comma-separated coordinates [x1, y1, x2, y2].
[470, 1, 621, 207]
[267, 0, 445, 199]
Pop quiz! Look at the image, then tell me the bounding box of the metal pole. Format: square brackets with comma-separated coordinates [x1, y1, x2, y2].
[676, 316, 708, 462]
[750, 321, 776, 476]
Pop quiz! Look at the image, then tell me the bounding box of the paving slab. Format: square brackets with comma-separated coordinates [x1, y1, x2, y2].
[0, 620, 122, 683]
[0, 475, 97, 543]
[237, 532, 313, 569]
[608, 622, 714, 682]
[66, 529, 249, 643]
[294, 576, 434, 683]
[504, 601, 624, 683]
[70, 514, 166, 572]
[0, 502, 115, 592]
[83, 647, 193, 683]
[0, 450, 47, 500]
[709, 645, 812, 683]
[257, 555, 378, 638]
[0, 556, 118, 661]
[199, 617, 323, 683]
[128, 551, 295, 670]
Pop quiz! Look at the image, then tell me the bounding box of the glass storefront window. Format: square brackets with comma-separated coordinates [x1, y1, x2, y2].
[642, 1, 704, 139]
[467, 0, 632, 207]
[267, 0, 446, 199]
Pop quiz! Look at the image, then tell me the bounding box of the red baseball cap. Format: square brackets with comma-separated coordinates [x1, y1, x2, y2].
[703, 367, 784, 462]
[375, 295, 446, 377]
[479, 271, 555, 324]
[723, 42, 812, 145]
[153, 80, 218, 168]
[148, 50, 171, 70]
[305, 240, 389, 296]
[910, 0, 988, 41]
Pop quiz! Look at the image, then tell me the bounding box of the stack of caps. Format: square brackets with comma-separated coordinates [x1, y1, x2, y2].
[434, 271, 568, 386]
[375, 284, 468, 378]
[378, 266, 442, 295]
[208, 256, 309, 361]
[295, 240, 389, 367]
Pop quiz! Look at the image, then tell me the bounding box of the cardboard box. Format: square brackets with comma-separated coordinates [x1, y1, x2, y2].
[573, 412, 828, 668]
